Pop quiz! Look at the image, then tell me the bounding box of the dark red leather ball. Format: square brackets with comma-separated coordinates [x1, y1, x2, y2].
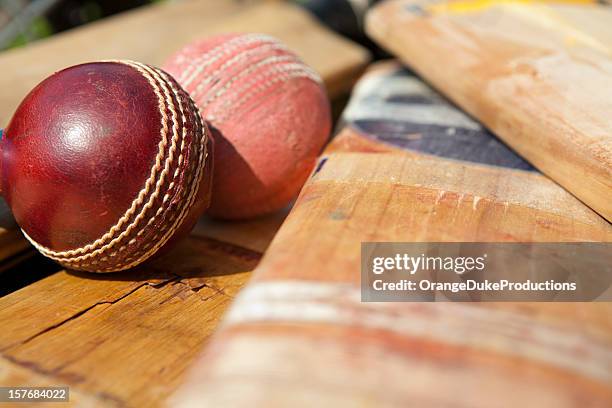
[1, 61, 213, 272]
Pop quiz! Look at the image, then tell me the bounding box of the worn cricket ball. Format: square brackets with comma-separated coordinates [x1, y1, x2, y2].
[164, 33, 331, 219]
[1, 61, 213, 272]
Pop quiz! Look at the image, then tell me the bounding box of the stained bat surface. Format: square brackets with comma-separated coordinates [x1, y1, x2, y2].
[366, 0, 612, 222]
[172, 62, 612, 407]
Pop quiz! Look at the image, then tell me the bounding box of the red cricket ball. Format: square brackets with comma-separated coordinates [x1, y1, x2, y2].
[1, 61, 213, 272]
[164, 33, 331, 219]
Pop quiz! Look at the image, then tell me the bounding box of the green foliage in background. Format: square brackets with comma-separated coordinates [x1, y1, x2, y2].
[2, 0, 165, 51]
[7, 15, 53, 48]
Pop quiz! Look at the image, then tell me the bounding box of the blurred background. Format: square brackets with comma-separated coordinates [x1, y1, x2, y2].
[0, 0, 384, 52]
[0, 0, 163, 50]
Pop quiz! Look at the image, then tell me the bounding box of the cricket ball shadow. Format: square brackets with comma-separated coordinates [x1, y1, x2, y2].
[206, 125, 266, 219]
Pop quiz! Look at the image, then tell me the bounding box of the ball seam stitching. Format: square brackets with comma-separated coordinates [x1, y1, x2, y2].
[21, 61, 191, 264]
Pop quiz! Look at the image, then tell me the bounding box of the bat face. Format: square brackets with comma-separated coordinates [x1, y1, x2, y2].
[326, 62, 609, 232]
[366, 0, 612, 221]
[172, 62, 612, 407]
[339, 62, 535, 171]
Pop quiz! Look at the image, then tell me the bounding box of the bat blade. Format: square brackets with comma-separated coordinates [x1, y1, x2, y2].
[171, 62, 612, 407]
[366, 0, 612, 221]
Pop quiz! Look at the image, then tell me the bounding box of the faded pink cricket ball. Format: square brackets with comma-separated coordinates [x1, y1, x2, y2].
[164, 33, 331, 219]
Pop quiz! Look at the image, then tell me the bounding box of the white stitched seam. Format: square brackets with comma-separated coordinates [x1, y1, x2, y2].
[101, 74, 209, 271]
[188, 43, 296, 100]
[209, 66, 321, 123]
[179, 34, 287, 87]
[195, 55, 301, 111]
[23, 61, 184, 263]
[30, 77, 208, 271]
[79, 68, 194, 269]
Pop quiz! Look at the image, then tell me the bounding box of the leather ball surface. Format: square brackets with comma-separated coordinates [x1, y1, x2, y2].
[164, 33, 331, 219]
[1, 61, 213, 272]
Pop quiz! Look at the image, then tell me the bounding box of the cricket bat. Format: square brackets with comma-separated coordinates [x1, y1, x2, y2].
[171, 62, 612, 407]
[366, 0, 612, 222]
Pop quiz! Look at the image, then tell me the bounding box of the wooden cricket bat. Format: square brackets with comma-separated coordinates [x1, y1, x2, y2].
[366, 0, 612, 222]
[171, 62, 612, 407]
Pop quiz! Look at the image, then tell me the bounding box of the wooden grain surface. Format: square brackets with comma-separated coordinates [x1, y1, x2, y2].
[366, 0, 612, 222]
[330, 60, 610, 233]
[0, 212, 287, 407]
[172, 63, 612, 407]
[173, 155, 612, 407]
[0, 0, 369, 126]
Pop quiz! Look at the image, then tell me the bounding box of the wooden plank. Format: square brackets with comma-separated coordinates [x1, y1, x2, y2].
[0, 203, 286, 405]
[171, 62, 612, 407]
[366, 0, 612, 221]
[0, 0, 369, 125]
[0, 356, 109, 407]
[0, 220, 270, 407]
[193, 210, 289, 254]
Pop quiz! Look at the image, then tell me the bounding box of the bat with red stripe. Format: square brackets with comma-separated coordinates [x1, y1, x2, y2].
[171, 62, 612, 407]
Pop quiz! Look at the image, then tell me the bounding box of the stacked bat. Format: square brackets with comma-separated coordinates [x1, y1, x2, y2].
[172, 1, 612, 407]
[368, 0, 612, 221]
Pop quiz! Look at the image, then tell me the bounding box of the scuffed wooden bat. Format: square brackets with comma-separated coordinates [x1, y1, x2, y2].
[171, 62, 612, 408]
[366, 0, 612, 222]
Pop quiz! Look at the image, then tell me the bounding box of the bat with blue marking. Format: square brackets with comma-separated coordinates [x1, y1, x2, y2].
[171, 62, 612, 407]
